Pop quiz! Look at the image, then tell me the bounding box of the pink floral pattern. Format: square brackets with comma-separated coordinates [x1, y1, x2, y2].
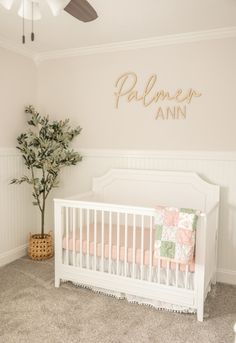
[154, 206, 199, 263]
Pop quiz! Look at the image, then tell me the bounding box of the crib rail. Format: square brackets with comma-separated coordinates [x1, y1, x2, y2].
[54, 198, 197, 291]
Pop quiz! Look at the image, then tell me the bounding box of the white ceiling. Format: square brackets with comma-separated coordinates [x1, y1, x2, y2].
[0, 0, 236, 53]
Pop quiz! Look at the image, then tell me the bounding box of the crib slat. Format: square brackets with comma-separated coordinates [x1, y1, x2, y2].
[94, 210, 97, 271]
[79, 208, 83, 268]
[141, 215, 144, 280]
[116, 213, 120, 275]
[132, 214, 136, 279]
[72, 208, 76, 267]
[108, 212, 112, 274]
[66, 207, 69, 265]
[124, 213, 128, 277]
[86, 209, 90, 269]
[157, 258, 161, 284]
[185, 264, 189, 289]
[149, 216, 153, 282]
[166, 260, 170, 286]
[175, 263, 179, 287]
[101, 211, 104, 272]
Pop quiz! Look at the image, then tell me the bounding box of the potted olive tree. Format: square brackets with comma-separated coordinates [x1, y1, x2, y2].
[11, 105, 82, 260]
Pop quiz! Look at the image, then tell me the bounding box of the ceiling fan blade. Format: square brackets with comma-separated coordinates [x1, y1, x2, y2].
[0, 0, 14, 10]
[64, 0, 98, 22]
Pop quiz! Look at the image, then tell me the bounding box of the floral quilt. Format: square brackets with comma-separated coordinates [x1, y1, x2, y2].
[154, 206, 199, 264]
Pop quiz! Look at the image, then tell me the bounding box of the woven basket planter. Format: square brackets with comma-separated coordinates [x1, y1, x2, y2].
[28, 232, 53, 260]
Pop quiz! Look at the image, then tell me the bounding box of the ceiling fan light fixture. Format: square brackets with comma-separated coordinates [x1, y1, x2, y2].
[1, 0, 98, 44]
[18, 0, 41, 20]
[46, 0, 71, 16]
[0, 0, 14, 10]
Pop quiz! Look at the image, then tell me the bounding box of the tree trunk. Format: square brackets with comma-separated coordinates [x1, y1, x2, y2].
[41, 197, 45, 237]
[41, 209, 44, 237]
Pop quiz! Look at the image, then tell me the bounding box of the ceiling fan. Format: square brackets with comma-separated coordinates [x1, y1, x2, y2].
[0, 0, 98, 43]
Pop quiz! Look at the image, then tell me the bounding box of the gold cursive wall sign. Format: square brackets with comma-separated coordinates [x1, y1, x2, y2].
[114, 72, 202, 120]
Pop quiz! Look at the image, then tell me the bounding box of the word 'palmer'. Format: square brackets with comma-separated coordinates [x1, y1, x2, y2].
[114, 72, 202, 120]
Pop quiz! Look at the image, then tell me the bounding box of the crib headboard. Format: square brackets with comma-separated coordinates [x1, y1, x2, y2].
[92, 169, 219, 213]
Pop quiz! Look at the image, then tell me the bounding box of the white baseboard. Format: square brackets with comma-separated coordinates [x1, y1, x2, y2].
[0, 244, 28, 268]
[217, 268, 236, 285]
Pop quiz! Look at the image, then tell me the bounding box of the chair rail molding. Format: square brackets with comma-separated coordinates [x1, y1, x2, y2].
[79, 149, 236, 162]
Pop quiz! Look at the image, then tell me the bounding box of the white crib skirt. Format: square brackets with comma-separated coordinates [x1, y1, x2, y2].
[63, 251, 196, 313]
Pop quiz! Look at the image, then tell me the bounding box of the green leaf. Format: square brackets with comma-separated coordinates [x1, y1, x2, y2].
[12, 104, 83, 235]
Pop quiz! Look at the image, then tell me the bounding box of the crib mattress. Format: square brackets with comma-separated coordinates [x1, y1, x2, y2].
[62, 223, 195, 272]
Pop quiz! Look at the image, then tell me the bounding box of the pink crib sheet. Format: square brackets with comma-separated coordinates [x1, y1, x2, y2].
[62, 223, 195, 272]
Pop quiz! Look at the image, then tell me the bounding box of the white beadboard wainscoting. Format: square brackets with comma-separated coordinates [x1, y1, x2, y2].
[1, 148, 236, 285]
[0, 149, 37, 267]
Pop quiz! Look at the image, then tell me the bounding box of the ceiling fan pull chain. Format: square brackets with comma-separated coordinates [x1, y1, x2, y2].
[22, 0, 25, 44]
[31, 0, 35, 41]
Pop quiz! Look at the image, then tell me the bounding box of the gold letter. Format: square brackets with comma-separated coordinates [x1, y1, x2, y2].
[166, 107, 176, 119]
[128, 90, 140, 102]
[143, 74, 157, 107]
[155, 107, 165, 120]
[153, 90, 174, 102]
[186, 89, 202, 104]
[114, 72, 137, 108]
[176, 106, 186, 119]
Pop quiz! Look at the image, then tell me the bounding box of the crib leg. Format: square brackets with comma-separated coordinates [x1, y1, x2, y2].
[55, 277, 61, 288]
[196, 276, 205, 321]
[197, 309, 204, 322]
[197, 303, 204, 322]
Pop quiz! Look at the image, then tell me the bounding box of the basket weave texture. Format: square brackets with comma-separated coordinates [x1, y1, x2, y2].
[28, 232, 53, 260]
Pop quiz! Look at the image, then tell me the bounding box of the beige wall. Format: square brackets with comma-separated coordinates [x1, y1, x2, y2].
[37, 37, 236, 151]
[0, 48, 37, 264]
[0, 48, 37, 147]
[0, 39, 236, 282]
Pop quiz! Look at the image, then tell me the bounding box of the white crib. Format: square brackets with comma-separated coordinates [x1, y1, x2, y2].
[54, 169, 220, 321]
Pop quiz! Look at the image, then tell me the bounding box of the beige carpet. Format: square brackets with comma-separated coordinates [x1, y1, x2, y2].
[0, 257, 235, 343]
